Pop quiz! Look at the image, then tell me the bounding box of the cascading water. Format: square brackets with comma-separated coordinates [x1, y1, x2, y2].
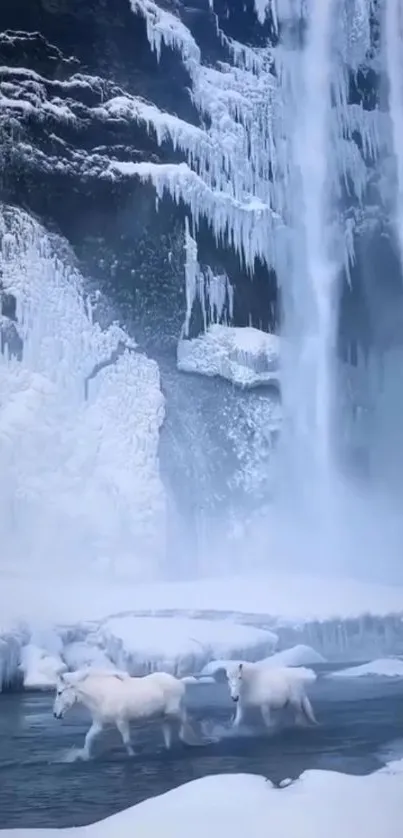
[276, 0, 338, 517]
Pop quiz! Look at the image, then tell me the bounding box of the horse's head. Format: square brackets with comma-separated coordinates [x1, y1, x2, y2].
[227, 663, 244, 702]
[53, 674, 77, 719]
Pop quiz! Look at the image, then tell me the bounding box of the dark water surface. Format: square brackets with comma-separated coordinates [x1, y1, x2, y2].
[1, 676, 403, 829]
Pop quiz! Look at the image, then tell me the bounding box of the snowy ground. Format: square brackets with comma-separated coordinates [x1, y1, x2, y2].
[328, 659, 403, 679]
[1, 760, 402, 837]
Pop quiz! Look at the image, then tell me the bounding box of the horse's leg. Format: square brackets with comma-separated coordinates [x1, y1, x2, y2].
[116, 719, 135, 756]
[289, 695, 309, 727]
[260, 703, 273, 729]
[162, 721, 173, 750]
[232, 701, 244, 728]
[301, 694, 318, 725]
[81, 720, 103, 759]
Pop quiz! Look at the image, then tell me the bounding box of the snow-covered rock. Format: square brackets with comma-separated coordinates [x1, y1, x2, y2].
[61, 641, 115, 673]
[328, 658, 403, 679]
[263, 644, 327, 667]
[93, 616, 277, 677]
[19, 644, 67, 690]
[177, 325, 280, 389]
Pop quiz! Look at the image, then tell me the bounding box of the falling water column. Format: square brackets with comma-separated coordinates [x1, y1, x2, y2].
[293, 0, 337, 487]
[272, 0, 340, 570]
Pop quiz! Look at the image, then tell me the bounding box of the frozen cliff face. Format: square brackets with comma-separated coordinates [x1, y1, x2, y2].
[0, 206, 167, 578]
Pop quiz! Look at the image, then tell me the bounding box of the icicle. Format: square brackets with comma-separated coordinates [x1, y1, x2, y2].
[183, 217, 198, 338]
[182, 220, 234, 336]
[385, 0, 403, 268]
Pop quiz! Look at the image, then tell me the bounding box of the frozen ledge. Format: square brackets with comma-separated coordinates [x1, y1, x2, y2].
[177, 325, 280, 389]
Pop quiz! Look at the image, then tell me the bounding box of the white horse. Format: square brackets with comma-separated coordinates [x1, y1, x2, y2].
[53, 668, 194, 759]
[226, 662, 318, 730]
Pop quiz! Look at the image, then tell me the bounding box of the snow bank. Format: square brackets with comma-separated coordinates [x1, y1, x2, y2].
[0, 613, 277, 690]
[265, 644, 326, 667]
[93, 616, 277, 677]
[105, 765, 402, 838]
[19, 644, 67, 690]
[177, 325, 280, 389]
[61, 641, 115, 673]
[2, 761, 402, 837]
[328, 658, 403, 679]
[1, 570, 403, 692]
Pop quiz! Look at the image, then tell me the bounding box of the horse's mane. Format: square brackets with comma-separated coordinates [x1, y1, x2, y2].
[61, 668, 130, 686]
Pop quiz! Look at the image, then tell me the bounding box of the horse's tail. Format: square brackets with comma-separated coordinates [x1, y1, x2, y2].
[290, 666, 317, 685]
[301, 694, 318, 725]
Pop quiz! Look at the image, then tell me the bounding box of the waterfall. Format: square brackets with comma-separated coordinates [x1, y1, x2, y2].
[277, 0, 338, 512]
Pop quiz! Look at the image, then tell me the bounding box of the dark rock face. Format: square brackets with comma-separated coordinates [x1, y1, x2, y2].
[0, 0, 278, 352]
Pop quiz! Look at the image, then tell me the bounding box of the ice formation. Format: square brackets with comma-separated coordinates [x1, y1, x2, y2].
[0, 609, 278, 690]
[177, 324, 280, 388]
[1, 569, 403, 691]
[0, 630, 24, 691]
[93, 615, 277, 677]
[182, 220, 234, 337]
[0, 207, 166, 578]
[19, 644, 67, 690]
